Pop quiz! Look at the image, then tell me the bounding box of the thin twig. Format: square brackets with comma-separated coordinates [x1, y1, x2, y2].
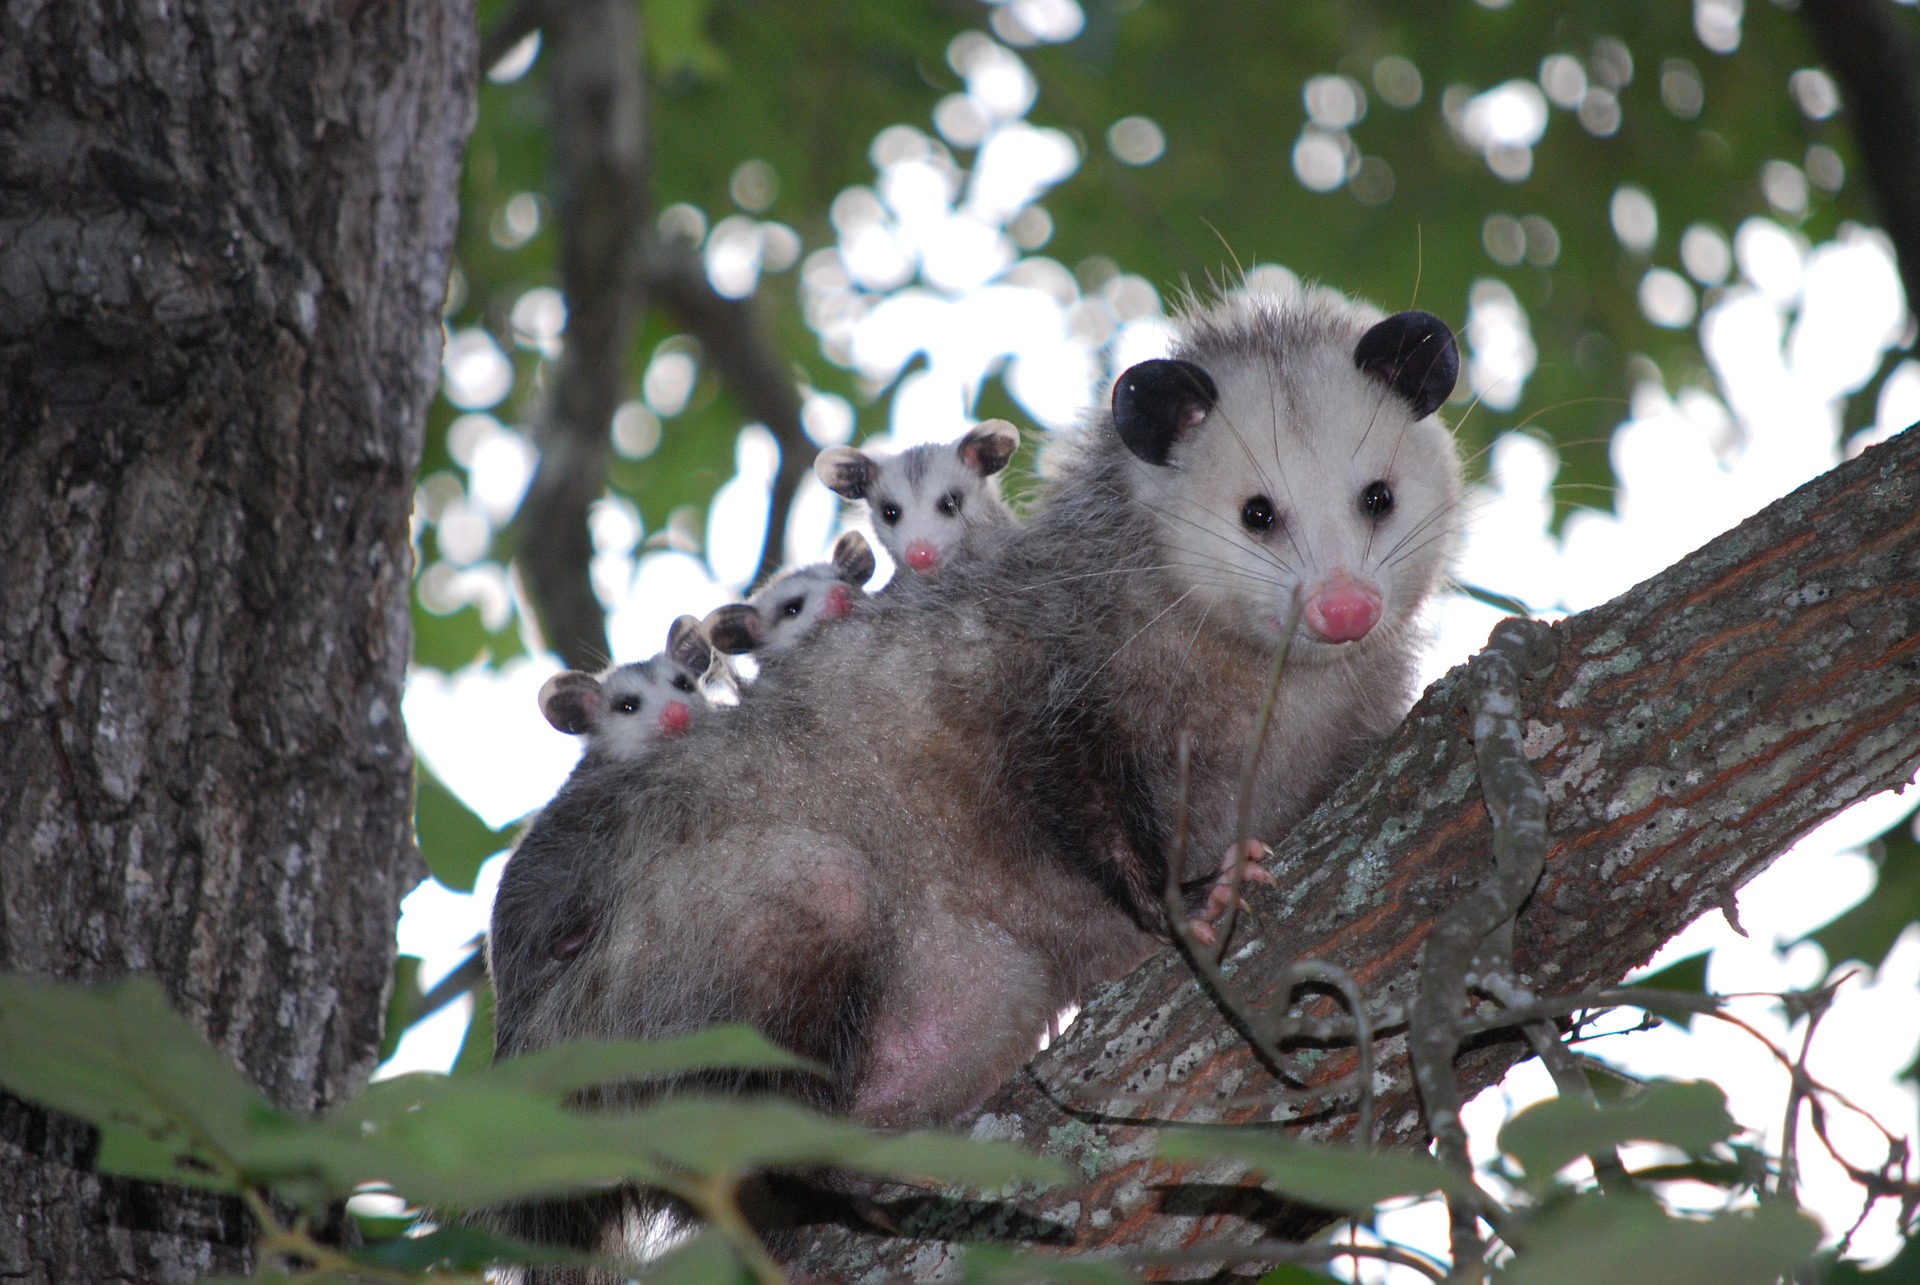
[1408, 616, 1557, 1281]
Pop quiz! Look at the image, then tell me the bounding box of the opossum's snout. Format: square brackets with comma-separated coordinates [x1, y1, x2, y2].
[1303, 573, 1383, 642]
[659, 701, 693, 735]
[904, 540, 940, 574]
[820, 583, 854, 619]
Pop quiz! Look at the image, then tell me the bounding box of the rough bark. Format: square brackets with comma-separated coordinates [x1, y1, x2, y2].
[512, 0, 649, 670]
[788, 425, 1920, 1279]
[0, 2, 474, 1281]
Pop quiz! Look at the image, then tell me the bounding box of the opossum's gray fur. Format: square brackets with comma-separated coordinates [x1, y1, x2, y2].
[487, 285, 1463, 1269]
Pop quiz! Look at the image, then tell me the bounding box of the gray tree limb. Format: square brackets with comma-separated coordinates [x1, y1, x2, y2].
[644, 243, 815, 588]
[512, 0, 649, 670]
[0, 0, 474, 1278]
[788, 425, 1920, 1279]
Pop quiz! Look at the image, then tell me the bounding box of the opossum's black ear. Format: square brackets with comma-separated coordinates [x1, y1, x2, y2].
[703, 603, 764, 654]
[666, 614, 717, 672]
[815, 447, 876, 500]
[539, 670, 603, 735]
[1112, 359, 1218, 466]
[1354, 310, 1458, 420]
[831, 531, 876, 585]
[957, 418, 1020, 477]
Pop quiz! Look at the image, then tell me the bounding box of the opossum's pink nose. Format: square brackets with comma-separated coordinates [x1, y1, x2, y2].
[658, 701, 692, 735]
[1304, 578, 1382, 642]
[820, 584, 853, 619]
[904, 540, 940, 574]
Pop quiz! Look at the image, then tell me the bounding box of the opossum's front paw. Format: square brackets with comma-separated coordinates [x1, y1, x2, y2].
[1186, 839, 1275, 946]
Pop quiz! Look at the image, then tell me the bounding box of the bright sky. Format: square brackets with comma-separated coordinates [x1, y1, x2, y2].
[396, 19, 1920, 1275]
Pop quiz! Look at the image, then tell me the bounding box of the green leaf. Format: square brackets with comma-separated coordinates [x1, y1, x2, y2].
[1626, 952, 1710, 1029]
[642, 1230, 751, 1285]
[617, 1097, 1070, 1190]
[1156, 1128, 1481, 1214]
[1497, 1080, 1737, 1192]
[1501, 1193, 1822, 1284]
[1257, 1269, 1335, 1285]
[0, 973, 280, 1193]
[378, 953, 423, 1064]
[959, 1244, 1137, 1283]
[351, 1222, 595, 1272]
[1802, 809, 1920, 971]
[481, 1026, 820, 1096]
[415, 766, 509, 892]
[451, 973, 496, 1077]
[240, 1077, 672, 1209]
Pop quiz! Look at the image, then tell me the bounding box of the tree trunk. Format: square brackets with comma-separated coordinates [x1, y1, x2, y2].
[787, 423, 1920, 1279]
[0, 2, 474, 1280]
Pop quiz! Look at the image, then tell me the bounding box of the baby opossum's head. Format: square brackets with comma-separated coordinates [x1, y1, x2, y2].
[815, 420, 1020, 576]
[705, 531, 876, 656]
[537, 615, 719, 758]
[1111, 291, 1463, 660]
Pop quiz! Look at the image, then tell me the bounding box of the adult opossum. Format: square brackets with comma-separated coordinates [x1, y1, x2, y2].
[488, 285, 1462, 1260]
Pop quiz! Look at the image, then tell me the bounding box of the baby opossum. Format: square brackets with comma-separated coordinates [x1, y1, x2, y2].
[703, 531, 876, 658]
[536, 615, 722, 763]
[489, 286, 1462, 1266]
[814, 419, 1020, 576]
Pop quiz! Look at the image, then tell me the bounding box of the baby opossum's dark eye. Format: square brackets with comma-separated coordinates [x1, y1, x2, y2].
[779, 596, 805, 618]
[1240, 495, 1277, 533]
[1360, 480, 1394, 518]
[937, 491, 962, 517]
[616, 696, 642, 715]
[671, 674, 696, 693]
[879, 503, 901, 525]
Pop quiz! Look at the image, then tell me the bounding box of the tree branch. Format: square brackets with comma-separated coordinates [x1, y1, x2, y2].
[787, 425, 1920, 1279]
[1800, 0, 1920, 340]
[510, 0, 648, 670]
[644, 243, 815, 588]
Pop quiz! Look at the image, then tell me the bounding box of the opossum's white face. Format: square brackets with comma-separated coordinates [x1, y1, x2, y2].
[815, 421, 1020, 577]
[1115, 304, 1463, 661]
[590, 660, 706, 756]
[538, 640, 712, 761]
[749, 566, 860, 653]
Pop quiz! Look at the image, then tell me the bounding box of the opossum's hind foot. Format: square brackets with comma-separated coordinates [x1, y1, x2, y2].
[1186, 840, 1275, 947]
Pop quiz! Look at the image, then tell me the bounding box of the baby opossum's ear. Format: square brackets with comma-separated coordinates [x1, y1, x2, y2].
[666, 614, 718, 672]
[1112, 359, 1218, 466]
[957, 419, 1020, 477]
[831, 531, 876, 585]
[703, 603, 764, 655]
[815, 447, 877, 500]
[539, 670, 603, 735]
[1354, 310, 1458, 420]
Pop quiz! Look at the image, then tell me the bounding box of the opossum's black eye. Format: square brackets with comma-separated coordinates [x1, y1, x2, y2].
[615, 696, 642, 715]
[1361, 481, 1394, 518]
[1241, 495, 1277, 533]
[937, 491, 961, 517]
[779, 595, 806, 618]
[880, 503, 901, 525]
[671, 674, 696, 693]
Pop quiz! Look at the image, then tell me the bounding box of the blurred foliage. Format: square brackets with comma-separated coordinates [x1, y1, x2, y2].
[422, 0, 1899, 669]
[1803, 807, 1920, 973]
[0, 973, 1068, 1283]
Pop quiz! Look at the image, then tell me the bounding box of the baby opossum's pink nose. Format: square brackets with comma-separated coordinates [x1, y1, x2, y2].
[1304, 579, 1382, 642]
[658, 701, 692, 735]
[904, 540, 940, 574]
[820, 584, 853, 619]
